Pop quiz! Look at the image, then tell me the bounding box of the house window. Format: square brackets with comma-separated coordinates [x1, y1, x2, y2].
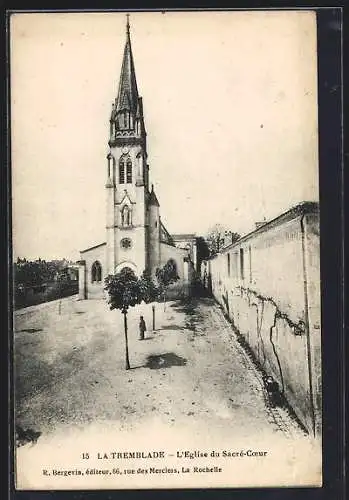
[91, 261, 102, 283]
[248, 245, 252, 283]
[231, 252, 238, 279]
[126, 159, 132, 183]
[119, 159, 125, 184]
[239, 248, 244, 281]
[227, 253, 231, 277]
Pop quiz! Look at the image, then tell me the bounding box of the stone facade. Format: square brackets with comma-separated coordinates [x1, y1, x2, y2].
[172, 234, 198, 271]
[201, 202, 321, 437]
[79, 20, 196, 299]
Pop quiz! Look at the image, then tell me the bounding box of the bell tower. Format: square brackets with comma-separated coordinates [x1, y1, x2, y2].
[106, 16, 150, 276]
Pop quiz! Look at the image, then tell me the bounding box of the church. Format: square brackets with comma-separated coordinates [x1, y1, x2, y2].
[78, 19, 197, 300]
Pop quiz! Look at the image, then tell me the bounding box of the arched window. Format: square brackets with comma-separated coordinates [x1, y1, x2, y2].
[126, 159, 132, 183]
[120, 266, 134, 277]
[91, 261, 102, 283]
[119, 159, 125, 184]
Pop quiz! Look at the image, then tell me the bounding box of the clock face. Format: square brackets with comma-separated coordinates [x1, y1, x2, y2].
[122, 146, 129, 155]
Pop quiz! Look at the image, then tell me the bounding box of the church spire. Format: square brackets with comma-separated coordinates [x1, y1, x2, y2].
[109, 15, 146, 147]
[115, 14, 139, 114]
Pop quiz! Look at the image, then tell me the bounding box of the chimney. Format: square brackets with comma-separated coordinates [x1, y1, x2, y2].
[255, 219, 267, 229]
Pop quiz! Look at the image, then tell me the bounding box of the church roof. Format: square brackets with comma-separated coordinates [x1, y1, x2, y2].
[172, 233, 197, 241]
[80, 242, 106, 254]
[160, 220, 174, 246]
[115, 18, 139, 114]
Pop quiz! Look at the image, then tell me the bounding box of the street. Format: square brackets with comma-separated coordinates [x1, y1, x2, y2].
[14, 295, 319, 489]
[15, 295, 304, 439]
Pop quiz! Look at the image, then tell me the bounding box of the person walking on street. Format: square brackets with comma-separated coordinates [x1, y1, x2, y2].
[139, 316, 146, 340]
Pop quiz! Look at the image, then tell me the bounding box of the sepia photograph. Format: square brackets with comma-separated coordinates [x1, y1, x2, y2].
[11, 10, 322, 490]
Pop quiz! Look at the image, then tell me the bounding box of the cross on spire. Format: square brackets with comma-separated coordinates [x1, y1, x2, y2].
[126, 13, 130, 35]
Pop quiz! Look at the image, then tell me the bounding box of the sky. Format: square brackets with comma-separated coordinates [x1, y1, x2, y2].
[10, 10, 319, 262]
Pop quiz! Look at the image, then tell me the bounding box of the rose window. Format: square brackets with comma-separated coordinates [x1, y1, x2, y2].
[120, 238, 132, 249]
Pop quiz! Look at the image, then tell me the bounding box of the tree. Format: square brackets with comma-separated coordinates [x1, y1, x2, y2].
[206, 224, 240, 256]
[104, 268, 143, 370]
[196, 236, 210, 261]
[104, 268, 158, 370]
[139, 270, 160, 330]
[138, 270, 160, 305]
[155, 260, 180, 310]
[13, 258, 65, 289]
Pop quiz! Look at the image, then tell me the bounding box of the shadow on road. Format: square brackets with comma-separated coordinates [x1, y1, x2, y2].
[160, 324, 184, 331]
[145, 353, 187, 370]
[16, 425, 41, 447]
[170, 297, 215, 315]
[170, 298, 213, 335]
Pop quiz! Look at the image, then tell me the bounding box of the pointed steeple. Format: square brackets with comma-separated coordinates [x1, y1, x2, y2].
[115, 15, 139, 114]
[109, 15, 146, 147]
[148, 184, 160, 207]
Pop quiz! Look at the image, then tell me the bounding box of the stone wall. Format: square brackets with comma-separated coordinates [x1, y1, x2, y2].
[202, 202, 321, 436]
[80, 243, 107, 299]
[160, 242, 193, 299]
